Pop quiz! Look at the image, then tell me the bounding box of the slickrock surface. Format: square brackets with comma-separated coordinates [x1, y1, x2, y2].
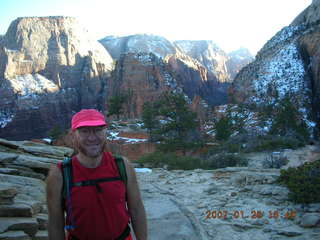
[137, 167, 320, 240]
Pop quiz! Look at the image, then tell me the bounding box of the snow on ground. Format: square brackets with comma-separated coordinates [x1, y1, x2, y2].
[133, 53, 155, 66]
[135, 168, 152, 173]
[107, 131, 148, 144]
[0, 111, 14, 128]
[253, 43, 307, 102]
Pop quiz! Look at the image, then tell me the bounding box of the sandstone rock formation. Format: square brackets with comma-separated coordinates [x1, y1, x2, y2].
[230, 0, 320, 135]
[166, 52, 229, 106]
[0, 17, 114, 140]
[106, 52, 213, 119]
[174, 40, 230, 82]
[0, 138, 72, 239]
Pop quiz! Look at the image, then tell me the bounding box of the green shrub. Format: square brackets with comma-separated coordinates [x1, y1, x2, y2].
[278, 159, 320, 204]
[243, 135, 305, 153]
[137, 151, 204, 170]
[208, 134, 304, 155]
[206, 153, 248, 169]
[48, 125, 64, 140]
[158, 139, 204, 153]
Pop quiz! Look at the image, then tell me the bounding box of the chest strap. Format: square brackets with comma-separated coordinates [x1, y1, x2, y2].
[73, 176, 122, 187]
[73, 176, 122, 193]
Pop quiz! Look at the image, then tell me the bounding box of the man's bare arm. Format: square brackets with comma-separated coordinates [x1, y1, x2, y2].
[46, 164, 65, 240]
[124, 158, 148, 240]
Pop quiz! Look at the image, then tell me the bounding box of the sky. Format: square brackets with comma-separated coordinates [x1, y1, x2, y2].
[0, 0, 312, 55]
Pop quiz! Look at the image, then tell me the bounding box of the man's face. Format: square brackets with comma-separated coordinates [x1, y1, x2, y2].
[73, 126, 107, 158]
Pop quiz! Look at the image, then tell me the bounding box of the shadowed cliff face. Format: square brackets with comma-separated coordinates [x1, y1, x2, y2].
[101, 35, 244, 121]
[0, 17, 113, 140]
[107, 51, 223, 120]
[100, 35, 253, 120]
[173, 40, 253, 83]
[167, 53, 229, 106]
[100, 36, 253, 85]
[229, 0, 320, 136]
[107, 52, 174, 119]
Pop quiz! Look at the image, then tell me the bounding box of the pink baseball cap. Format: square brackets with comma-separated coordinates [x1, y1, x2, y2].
[71, 109, 107, 130]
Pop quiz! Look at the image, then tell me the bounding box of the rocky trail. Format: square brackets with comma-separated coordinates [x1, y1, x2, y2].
[137, 168, 320, 240]
[0, 138, 319, 239]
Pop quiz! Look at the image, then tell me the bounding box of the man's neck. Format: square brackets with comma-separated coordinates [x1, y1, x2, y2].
[76, 152, 103, 168]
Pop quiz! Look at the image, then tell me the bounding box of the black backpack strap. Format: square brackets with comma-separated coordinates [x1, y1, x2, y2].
[61, 157, 73, 200]
[115, 225, 131, 240]
[114, 156, 128, 185]
[61, 157, 76, 230]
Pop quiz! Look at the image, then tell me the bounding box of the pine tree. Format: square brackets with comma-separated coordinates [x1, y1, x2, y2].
[215, 116, 232, 141]
[107, 94, 126, 119]
[142, 102, 160, 142]
[141, 92, 199, 153]
[157, 92, 199, 152]
[270, 95, 309, 140]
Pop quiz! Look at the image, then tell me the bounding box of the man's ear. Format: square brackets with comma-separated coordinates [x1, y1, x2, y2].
[69, 130, 79, 156]
[69, 129, 77, 146]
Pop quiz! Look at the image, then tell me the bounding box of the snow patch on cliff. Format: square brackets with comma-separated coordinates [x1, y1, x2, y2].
[261, 25, 307, 53]
[252, 43, 307, 102]
[9, 74, 59, 98]
[0, 111, 14, 128]
[126, 34, 175, 58]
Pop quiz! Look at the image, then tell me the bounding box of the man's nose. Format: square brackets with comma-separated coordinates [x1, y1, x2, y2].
[87, 131, 99, 140]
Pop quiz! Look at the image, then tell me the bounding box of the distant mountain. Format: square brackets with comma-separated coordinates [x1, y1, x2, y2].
[99, 34, 177, 59]
[226, 48, 254, 80]
[230, 0, 320, 135]
[100, 35, 236, 112]
[100, 36, 253, 83]
[174, 40, 230, 82]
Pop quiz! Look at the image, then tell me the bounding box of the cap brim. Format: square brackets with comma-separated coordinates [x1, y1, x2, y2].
[73, 120, 106, 130]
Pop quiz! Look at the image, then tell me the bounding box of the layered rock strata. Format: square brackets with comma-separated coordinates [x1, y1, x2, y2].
[0, 138, 72, 239]
[0, 17, 113, 140]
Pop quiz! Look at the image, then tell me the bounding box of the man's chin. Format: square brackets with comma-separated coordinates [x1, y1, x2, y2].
[79, 145, 104, 158]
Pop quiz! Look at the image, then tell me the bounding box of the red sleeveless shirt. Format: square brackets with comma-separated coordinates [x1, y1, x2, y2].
[58, 152, 131, 240]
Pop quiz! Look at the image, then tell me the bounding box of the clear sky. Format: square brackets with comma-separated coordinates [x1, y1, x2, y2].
[0, 0, 312, 55]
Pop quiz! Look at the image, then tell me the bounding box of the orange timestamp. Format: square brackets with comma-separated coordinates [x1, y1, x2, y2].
[204, 210, 297, 220]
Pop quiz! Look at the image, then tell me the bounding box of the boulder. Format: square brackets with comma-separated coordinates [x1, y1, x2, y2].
[299, 213, 320, 227]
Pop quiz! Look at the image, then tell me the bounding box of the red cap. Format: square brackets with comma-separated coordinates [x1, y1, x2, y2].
[71, 109, 107, 130]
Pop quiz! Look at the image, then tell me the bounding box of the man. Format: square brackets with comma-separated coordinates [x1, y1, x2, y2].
[46, 109, 148, 240]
